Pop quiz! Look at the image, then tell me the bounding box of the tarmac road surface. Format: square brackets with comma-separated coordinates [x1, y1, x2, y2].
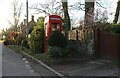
[1, 41, 40, 76]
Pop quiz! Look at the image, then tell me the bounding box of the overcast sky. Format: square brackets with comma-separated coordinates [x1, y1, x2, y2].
[0, 0, 46, 30]
[0, 0, 118, 30]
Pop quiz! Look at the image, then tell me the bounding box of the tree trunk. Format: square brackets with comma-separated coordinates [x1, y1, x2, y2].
[62, 0, 71, 31]
[113, 1, 120, 23]
[84, 1, 94, 27]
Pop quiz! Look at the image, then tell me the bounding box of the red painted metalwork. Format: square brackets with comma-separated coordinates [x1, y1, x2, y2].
[44, 15, 62, 53]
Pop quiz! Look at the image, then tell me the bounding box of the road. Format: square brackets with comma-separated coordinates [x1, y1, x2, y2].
[1, 40, 118, 77]
[1, 41, 40, 76]
[0, 41, 2, 77]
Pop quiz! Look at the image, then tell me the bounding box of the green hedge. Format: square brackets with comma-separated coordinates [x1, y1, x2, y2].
[28, 26, 44, 54]
[48, 30, 68, 59]
[111, 24, 120, 34]
[48, 30, 67, 48]
[48, 46, 68, 59]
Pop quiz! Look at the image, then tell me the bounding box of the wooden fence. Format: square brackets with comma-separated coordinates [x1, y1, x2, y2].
[68, 28, 93, 41]
[95, 28, 120, 59]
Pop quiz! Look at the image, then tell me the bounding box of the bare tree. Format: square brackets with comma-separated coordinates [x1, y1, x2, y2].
[94, 9, 108, 23]
[8, 0, 23, 32]
[68, 2, 85, 11]
[30, 0, 62, 16]
[31, 0, 71, 31]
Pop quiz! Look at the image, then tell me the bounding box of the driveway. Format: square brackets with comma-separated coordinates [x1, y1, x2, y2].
[50, 58, 119, 77]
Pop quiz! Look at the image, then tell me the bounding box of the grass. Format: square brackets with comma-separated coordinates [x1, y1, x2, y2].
[8, 45, 54, 64]
[8, 45, 22, 53]
[8, 45, 89, 65]
[9, 45, 70, 65]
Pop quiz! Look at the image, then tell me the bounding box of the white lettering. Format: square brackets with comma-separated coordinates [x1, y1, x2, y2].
[51, 18, 60, 20]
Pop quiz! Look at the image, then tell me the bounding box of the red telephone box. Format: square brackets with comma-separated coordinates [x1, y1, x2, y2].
[44, 15, 62, 53]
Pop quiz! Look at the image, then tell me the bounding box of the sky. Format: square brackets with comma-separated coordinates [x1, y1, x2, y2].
[0, 0, 118, 31]
[0, 0, 45, 30]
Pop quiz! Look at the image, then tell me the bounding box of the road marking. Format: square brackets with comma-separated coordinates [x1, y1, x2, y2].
[22, 58, 27, 61]
[25, 60, 29, 64]
[21, 52, 66, 77]
[26, 64, 31, 69]
[5, 45, 66, 77]
[90, 61, 105, 65]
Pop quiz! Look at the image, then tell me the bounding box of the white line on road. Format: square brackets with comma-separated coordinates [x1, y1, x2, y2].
[21, 52, 66, 78]
[26, 64, 31, 69]
[22, 58, 27, 61]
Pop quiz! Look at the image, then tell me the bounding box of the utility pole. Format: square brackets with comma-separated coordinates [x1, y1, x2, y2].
[26, 0, 28, 28]
[26, 0, 28, 38]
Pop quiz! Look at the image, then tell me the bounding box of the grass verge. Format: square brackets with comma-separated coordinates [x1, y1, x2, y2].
[8, 45, 67, 65]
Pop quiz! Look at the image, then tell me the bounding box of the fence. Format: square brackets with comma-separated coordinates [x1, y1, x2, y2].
[68, 30, 83, 41]
[95, 28, 120, 59]
[68, 28, 93, 41]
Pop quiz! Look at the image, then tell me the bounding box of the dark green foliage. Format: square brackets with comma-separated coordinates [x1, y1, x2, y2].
[48, 30, 67, 48]
[48, 30, 68, 59]
[48, 46, 68, 59]
[9, 39, 16, 45]
[28, 26, 44, 54]
[111, 24, 120, 34]
[94, 22, 112, 30]
[3, 39, 16, 45]
[36, 17, 44, 28]
[28, 16, 44, 54]
[3, 40, 9, 45]
[95, 22, 120, 34]
[21, 39, 29, 48]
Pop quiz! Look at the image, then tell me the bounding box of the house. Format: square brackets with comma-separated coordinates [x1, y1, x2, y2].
[27, 15, 36, 34]
[20, 15, 36, 36]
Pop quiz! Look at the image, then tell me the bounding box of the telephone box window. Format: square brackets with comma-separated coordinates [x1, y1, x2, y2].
[52, 23, 60, 31]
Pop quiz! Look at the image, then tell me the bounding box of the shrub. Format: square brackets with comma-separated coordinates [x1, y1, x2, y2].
[28, 26, 44, 54]
[48, 30, 67, 48]
[96, 22, 120, 34]
[48, 30, 68, 59]
[3, 31, 17, 45]
[21, 39, 29, 48]
[3, 40, 9, 45]
[9, 32, 17, 38]
[94, 22, 112, 31]
[111, 24, 120, 34]
[10, 38, 16, 45]
[3, 38, 16, 45]
[48, 46, 68, 59]
[16, 33, 26, 45]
